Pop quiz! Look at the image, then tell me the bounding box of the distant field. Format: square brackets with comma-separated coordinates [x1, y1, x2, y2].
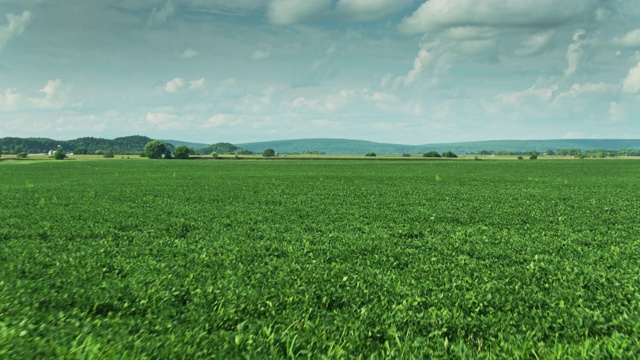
[1, 160, 639, 358]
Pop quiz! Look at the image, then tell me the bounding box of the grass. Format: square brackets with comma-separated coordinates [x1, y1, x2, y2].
[1, 159, 639, 358]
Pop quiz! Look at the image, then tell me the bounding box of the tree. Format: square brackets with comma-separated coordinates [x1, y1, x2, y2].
[144, 140, 167, 159]
[365, 152, 376, 157]
[423, 151, 441, 158]
[163, 149, 173, 159]
[17, 152, 28, 159]
[442, 150, 458, 158]
[263, 148, 276, 157]
[73, 147, 86, 155]
[54, 148, 66, 160]
[174, 146, 190, 159]
[211, 152, 219, 159]
[103, 149, 115, 158]
[545, 149, 555, 156]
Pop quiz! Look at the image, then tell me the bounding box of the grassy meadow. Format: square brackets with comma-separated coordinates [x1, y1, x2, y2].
[1, 158, 639, 358]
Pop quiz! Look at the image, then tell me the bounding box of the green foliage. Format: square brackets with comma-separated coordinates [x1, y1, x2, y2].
[401, 153, 411, 157]
[530, 154, 538, 160]
[517, 156, 524, 160]
[103, 149, 115, 158]
[262, 148, 276, 157]
[2, 160, 640, 358]
[144, 140, 167, 159]
[95, 150, 105, 155]
[53, 149, 66, 160]
[442, 150, 458, 158]
[163, 149, 173, 159]
[365, 152, 376, 157]
[197, 142, 251, 155]
[423, 151, 441, 158]
[211, 152, 219, 159]
[174, 146, 190, 159]
[16, 152, 28, 159]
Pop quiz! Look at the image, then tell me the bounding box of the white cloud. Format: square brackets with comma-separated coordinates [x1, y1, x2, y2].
[514, 31, 554, 56]
[336, 0, 411, 21]
[497, 84, 558, 106]
[612, 29, 640, 48]
[0, 11, 32, 52]
[164, 77, 184, 93]
[250, 50, 270, 60]
[622, 62, 640, 93]
[148, 0, 175, 26]
[392, 41, 439, 88]
[180, 48, 199, 59]
[145, 111, 187, 130]
[1, 79, 71, 110]
[267, 0, 331, 25]
[564, 29, 587, 77]
[398, 0, 598, 34]
[608, 102, 626, 123]
[189, 78, 206, 90]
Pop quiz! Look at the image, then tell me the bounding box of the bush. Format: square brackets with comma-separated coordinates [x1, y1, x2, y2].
[163, 149, 173, 159]
[402, 153, 411, 157]
[423, 151, 441, 158]
[144, 140, 167, 159]
[103, 149, 115, 158]
[263, 148, 276, 157]
[174, 146, 190, 159]
[442, 150, 458, 158]
[517, 156, 523, 160]
[530, 154, 538, 160]
[365, 152, 376, 157]
[16, 152, 28, 159]
[95, 150, 105, 155]
[54, 149, 66, 160]
[211, 152, 219, 159]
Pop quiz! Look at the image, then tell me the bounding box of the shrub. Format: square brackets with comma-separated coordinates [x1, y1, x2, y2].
[144, 140, 167, 159]
[423, 151, 441, 158]
[17, 152, 28, 159]
[517, 156, 523, 160]
[263, 148, 276, 157]
[174, 146, 190, 159]
[211, 152, 219, 159]
[95, 150, 105, 155]
[442, 150, 458, 158]
[365, 152, 376, 157]
[103, 149, 115, 158]
[402, 153, 411, 157]
[163, 149, 173, 159]
[530, 154, 538, 160]
[54, 149, 66, 160]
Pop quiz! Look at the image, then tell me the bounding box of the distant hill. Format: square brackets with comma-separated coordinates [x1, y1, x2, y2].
[237, 138, 640, 155]
[162, 139, 209, 150]
[0, 135, 160, 154]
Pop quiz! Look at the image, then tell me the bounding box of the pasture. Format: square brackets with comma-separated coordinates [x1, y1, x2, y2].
[1, 159, 639, 358]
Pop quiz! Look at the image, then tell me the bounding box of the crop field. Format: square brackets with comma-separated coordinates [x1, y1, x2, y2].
[1, 159, 640, 358]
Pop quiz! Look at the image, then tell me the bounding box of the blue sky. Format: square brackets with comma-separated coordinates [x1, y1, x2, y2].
[1, 0, 640, 144]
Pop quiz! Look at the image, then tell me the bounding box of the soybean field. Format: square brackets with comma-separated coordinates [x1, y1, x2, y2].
[1, 159, 639, 358]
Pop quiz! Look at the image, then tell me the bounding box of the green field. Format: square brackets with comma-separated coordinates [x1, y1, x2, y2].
[1, 159, 639, 358]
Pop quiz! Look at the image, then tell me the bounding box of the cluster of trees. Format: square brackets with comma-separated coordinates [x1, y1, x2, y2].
[0, 135, 157, 155]
[423, 151, 458, 158]
[195, 142, 252, 155]
[475, 148, 640, 158]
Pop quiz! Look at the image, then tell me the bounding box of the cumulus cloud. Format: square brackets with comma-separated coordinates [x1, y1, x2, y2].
[267, 0, 331, 25]
[613, 29, 640, 48]
[180, 48, 198, 59]
[250, 50, 270, 60]
[0, 11, 32, 52]
[1, 79, 71, 110]
[622, 62, 640, 94]
[398, 0, 597, 34]
[148, 0, 175, 26]
[564, 29, 587, 77]
[164, 77, 184, 93]
[189, 78, 206, 90]
[336, 0, 411, 21]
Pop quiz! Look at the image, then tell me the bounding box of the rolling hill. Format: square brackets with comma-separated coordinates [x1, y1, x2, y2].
[237, 138, 640, 155]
